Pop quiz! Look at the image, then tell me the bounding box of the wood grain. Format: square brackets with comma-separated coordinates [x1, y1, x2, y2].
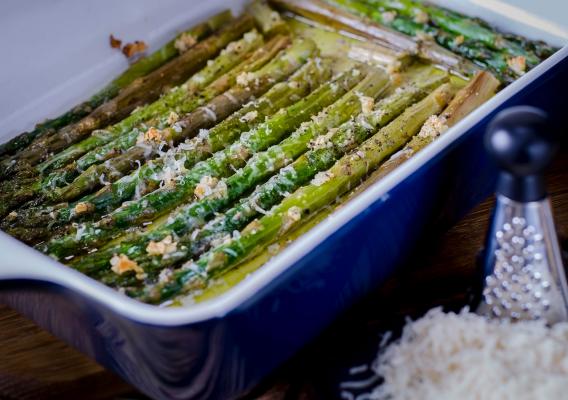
[0, 148, 566, 399]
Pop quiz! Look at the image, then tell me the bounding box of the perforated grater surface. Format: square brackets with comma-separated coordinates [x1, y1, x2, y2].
[477, 106, 568, 323]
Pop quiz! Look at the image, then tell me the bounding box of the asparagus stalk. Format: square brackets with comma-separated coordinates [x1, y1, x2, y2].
[180, 66, 447, 260]
[237, 72, 499, 278]
[58, 67, 362, 271]
[362, 0, 545, 67]
[46, 36, 310, 205]
[90, 66, 390, 284]
[7, 58, 329, 231]
[127, 66, 448, 278]
[99, 67, 363, 229]
[359, 70, 500, 184]
[330, 0, 516, 82]
[0, 34, 290, 219]
[40, 39, 324, 258]
[248, 0, 290, 36]
[194, 69, 495, 297]
[142, 83, 455, 303]
[270, 0, 479, 78]
[0, 10, 232, 159]
[37, 30, 265, 175]
[2, 14, 255, 174]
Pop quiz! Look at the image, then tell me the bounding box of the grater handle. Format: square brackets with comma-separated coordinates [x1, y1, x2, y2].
[484, 106, 558, 202]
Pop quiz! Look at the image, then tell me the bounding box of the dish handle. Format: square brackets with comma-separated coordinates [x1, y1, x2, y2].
[0, 231, 64, 284]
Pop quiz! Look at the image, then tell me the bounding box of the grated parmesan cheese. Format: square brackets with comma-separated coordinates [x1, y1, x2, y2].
[194, 176, 227, 200]
[359, 96, 375, 115]
[240, 110, 258, 123]
[414, 10, 429, 24]
[311, 171, 334, 186]
[383, 11, 397, 24]
[281, 206, 302, 233]
[166, 111, 179, 126]
[174, 32, 197, 53]
[110, 254, 146, 280]
[353, 308, 568, 400]
[417, 115, 449, 139]
[237, 71, 256, 87]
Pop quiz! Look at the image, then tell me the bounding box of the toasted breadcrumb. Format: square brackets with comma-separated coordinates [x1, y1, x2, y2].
[193, 176, 227, 199]
[137, 127, 163, 145]
[122, 40, 148, 58]
[268, 243, 280, 255]
[146, 235, 178, 256]
[109, 34, 122, 49]
[242, 219, 262, 235]
[507, 56, 527, 75]
[110, 254, 146, 280]
[281, 206, 302, 233]
[74, 202, 93, 216]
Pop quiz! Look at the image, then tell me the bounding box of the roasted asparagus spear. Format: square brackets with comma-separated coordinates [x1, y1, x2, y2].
[75, 66, 390, 282]
[191, 70, 499, 301]
[0, 34, 290, 219]
[270, 0, 479, 77]
[37, 30, 265, 175]
[6, 58, 329, 233]
[359, 70, 500, 184]
[125, 66, 447, 278]
[47, 37, 312, 204]
[1, 14, 255, 175]
[142, 83, 455, 303]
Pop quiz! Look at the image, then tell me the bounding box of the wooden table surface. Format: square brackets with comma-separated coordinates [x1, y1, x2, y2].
[1, 147, 566, 400]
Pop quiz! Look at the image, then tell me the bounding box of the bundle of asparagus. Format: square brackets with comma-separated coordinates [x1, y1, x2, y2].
[0, 0, 545, 305]
[324, 0, 556, 83]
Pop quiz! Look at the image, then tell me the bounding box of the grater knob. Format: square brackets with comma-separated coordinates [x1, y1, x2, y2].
[478, 106, 568, 323]
[484, 106, 557, 202]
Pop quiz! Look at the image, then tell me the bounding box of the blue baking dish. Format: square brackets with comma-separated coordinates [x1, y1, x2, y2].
[1, 0, 567, 398]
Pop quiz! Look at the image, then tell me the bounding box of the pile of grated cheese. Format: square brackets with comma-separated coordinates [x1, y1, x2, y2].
[359, 308, 568, 400]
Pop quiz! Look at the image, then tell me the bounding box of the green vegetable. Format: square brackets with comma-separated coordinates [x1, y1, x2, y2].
[37, 29, 265, 175]
[1, 14, 255, 175]
[143, 82, 455, 303]
[9, 57, 329, 231]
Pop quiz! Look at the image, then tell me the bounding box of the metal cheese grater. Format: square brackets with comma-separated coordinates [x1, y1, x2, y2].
[477, 106, 568, 323]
